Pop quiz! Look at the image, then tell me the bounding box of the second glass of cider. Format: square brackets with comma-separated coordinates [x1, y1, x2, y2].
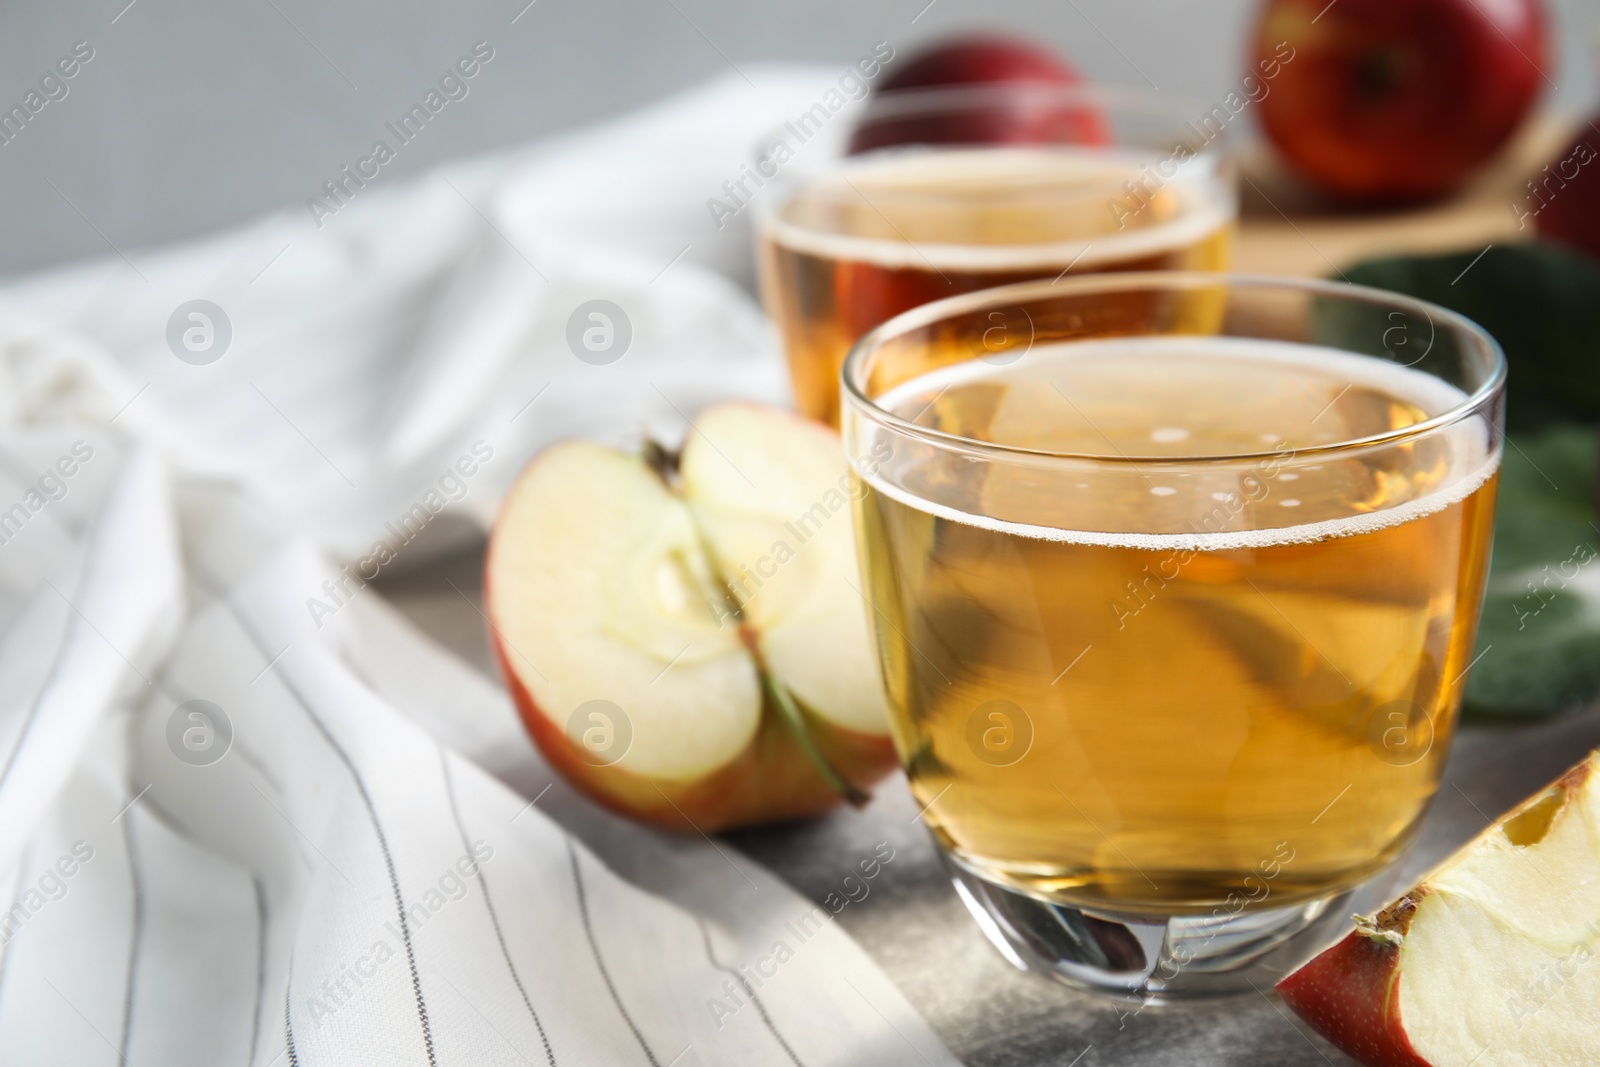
[756, 84, 1236, 425]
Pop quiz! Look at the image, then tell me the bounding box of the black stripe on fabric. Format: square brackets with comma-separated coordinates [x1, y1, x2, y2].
[439, 751, 556, 1067]
[134, 789, 276, 1067]
[119, 812, 144, 1064]
[249, 875, 268, 1066]
[695, 917, 805, 1067]
[285, 972, 300, 1067]
[227, 603, 439, 1067]
[566, 838, 661, 1067]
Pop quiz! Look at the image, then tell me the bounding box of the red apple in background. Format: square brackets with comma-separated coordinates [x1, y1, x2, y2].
[485, 402, 898, 833]
[848, 35, 1110, 153]
[1278, 749, 1600, 1065]
[1532, 118, 1600, 258]
[1254, 0, 1548, 203]
[878, 36, 1083, 91]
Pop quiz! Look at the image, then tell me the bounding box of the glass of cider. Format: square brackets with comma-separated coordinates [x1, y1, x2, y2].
[756, 85, 1235, 427]
[841, 272, 1504, 999]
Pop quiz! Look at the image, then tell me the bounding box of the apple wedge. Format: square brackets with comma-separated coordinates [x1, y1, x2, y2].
[484, 401, 897, 832]
[1279, 750, 1600, 1066]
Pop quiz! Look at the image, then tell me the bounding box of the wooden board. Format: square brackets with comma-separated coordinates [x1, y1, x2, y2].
[1232, 112, 1580, 278]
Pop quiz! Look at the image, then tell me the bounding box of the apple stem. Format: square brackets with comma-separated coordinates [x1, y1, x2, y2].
[640, 435, 872, 809]
[642, 437, 681, 484]
[1352, 912, 1406, 947]
[762, 668, 871, 808]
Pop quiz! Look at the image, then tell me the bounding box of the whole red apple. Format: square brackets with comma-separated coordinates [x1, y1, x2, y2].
[848, 35, 1109, 153]
[880, 36, 1082, 91]
[1254, 0, 1549, 202]
[1530, 117, 1600, 257]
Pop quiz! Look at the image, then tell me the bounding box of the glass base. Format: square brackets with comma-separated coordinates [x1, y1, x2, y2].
[944, 850, 1389, 1002]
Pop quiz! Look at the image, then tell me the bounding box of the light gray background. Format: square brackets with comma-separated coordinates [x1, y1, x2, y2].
[0, 0, 1594, 276]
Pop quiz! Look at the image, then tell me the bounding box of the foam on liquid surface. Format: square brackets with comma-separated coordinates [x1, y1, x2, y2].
[860, 335, 1498, 551]
[764, 146, 1233, 271]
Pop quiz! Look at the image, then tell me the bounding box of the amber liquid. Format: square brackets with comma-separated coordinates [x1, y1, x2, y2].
[758, 146, 1233, 425]
[853, 338, 1498, 913]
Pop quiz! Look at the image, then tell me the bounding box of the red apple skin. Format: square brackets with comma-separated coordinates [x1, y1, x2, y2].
[1254, 0, 1548, 202]
[489, 632, 899, 834]
[848, 35, 1109, 153]
[1278, 760, 1599, 1065]
[1277, 897, 1433, 1067]
[878, 36, 1082, 92]
[1533, 118, 1600, 258]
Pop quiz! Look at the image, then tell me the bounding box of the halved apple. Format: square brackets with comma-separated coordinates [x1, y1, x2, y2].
[1279, 750, 1600, 1066]
[484, 401, 897, 832]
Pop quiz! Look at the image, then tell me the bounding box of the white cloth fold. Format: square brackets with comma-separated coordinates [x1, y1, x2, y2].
[0, 65, 959, 1067]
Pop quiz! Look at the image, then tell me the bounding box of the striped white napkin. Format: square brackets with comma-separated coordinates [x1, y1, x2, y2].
[0, 65, 959, 1067]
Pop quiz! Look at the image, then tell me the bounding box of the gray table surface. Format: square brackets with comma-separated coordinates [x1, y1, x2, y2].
[378, 540, 1600, 1067]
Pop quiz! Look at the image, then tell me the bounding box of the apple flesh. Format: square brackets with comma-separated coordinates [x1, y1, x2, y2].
[1254, 0, 1548, 202]
[484, 402, 897, 833]
[848, 35, 1109, 154]
[1278, 751, 1600, 1065]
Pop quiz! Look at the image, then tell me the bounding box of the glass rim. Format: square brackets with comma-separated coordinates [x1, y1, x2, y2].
[752, 84, 1239, 272]
[750, 81, 1231, 217]
[840, 271, 1508, 466]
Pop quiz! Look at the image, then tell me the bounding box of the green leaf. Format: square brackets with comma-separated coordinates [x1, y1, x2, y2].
[1489, 423, 1598, 573]
[1343, 241, 1600, 433]
[1466, 424, 1600, 718]
[1339, 244, 1600, 718]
